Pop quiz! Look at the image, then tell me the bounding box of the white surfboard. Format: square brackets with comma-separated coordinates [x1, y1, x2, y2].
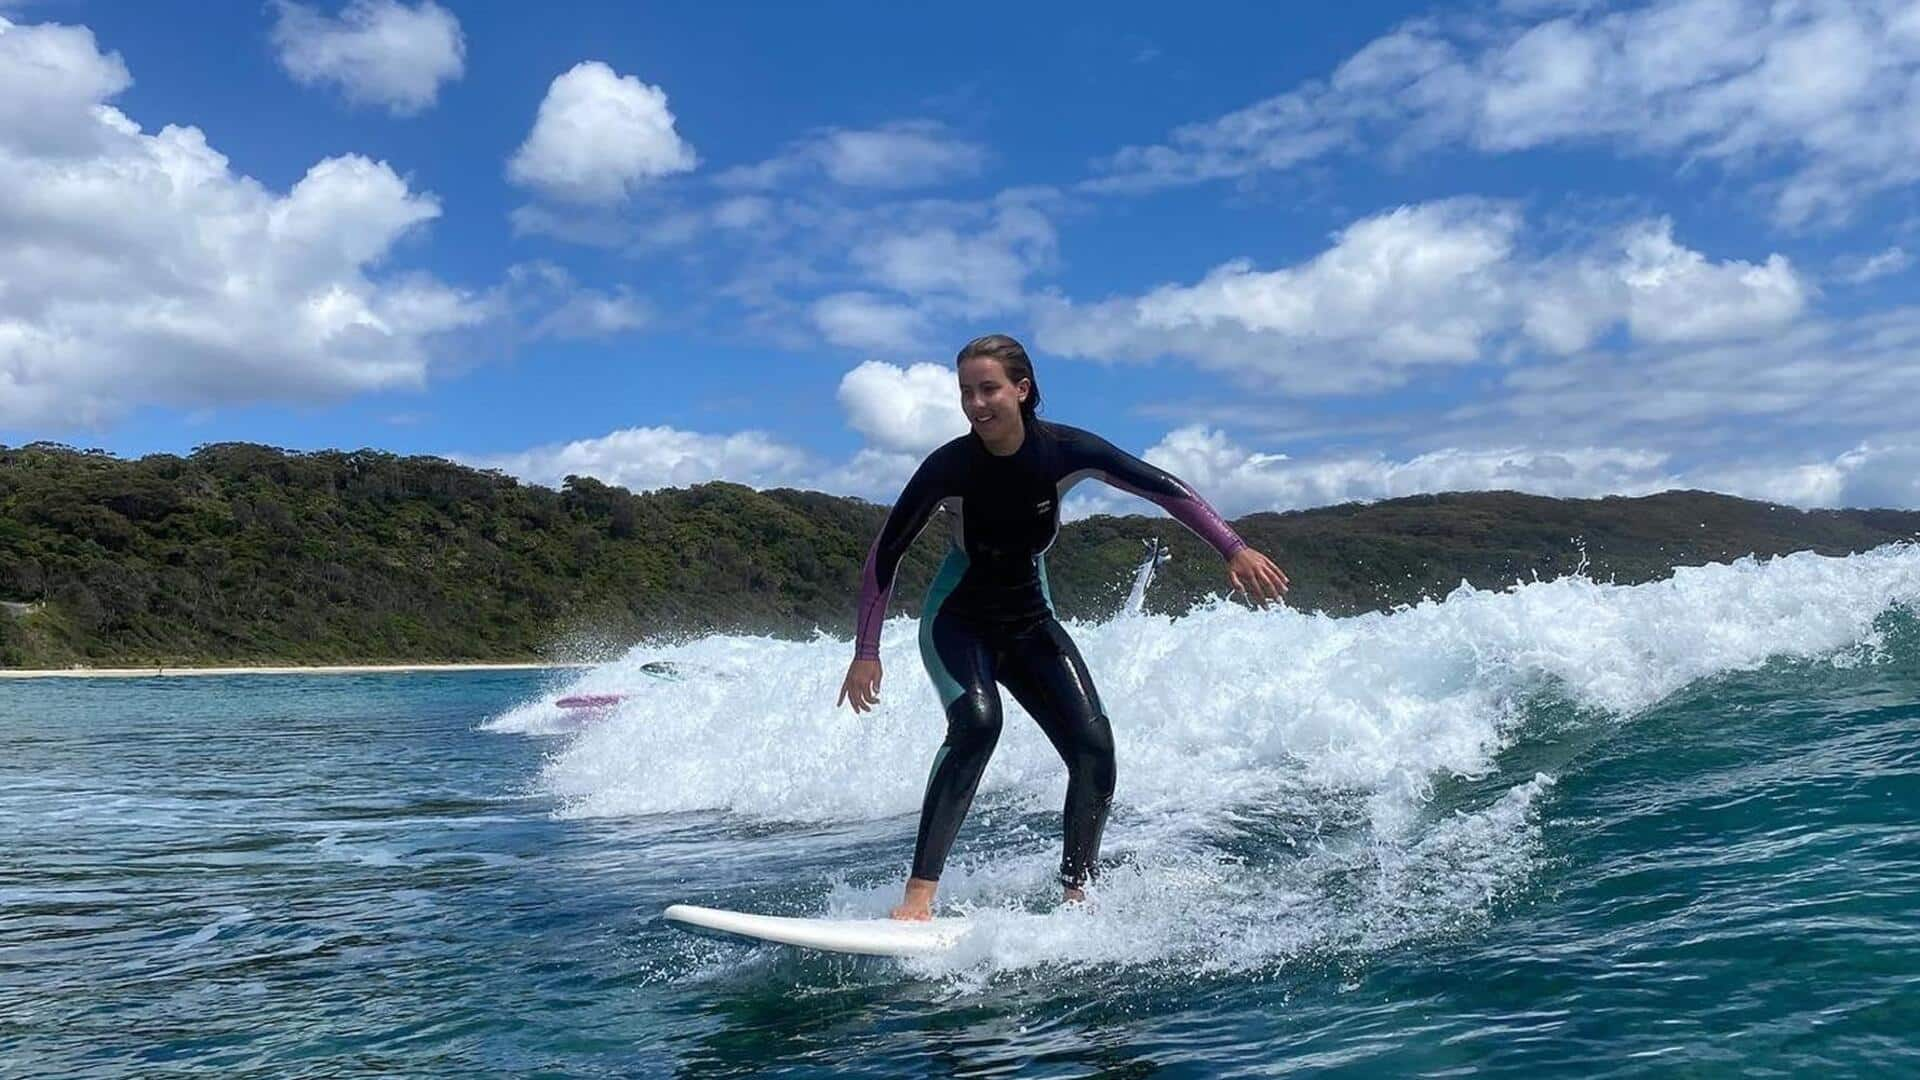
[662, 903, 970, 957]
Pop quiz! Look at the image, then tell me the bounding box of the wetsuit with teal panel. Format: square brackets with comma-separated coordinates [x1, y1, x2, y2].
[853, 419, 1248, 887]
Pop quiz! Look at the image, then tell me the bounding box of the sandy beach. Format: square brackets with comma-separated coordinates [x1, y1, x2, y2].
[0, 662, 593, 680]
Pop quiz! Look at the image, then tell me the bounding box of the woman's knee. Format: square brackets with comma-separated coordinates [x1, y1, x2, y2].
[946, 688, 1003, 749]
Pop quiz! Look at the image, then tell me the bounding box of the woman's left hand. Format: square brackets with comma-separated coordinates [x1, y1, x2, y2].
[1228, 547, 1290, 608]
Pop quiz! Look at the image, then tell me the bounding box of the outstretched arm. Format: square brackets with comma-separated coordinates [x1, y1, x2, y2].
[1064, 427, 1289, 605]
[1062, 428, 1246, 558]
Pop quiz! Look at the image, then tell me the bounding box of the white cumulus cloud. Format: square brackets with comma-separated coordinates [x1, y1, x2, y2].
[0, 17, 130, 155]
[465, 425, 813, 492]
[1523, 218, 1809, 352]
[809, 446, 923, 502]
[836, 361, 967, 454]
[0, 16, 487, 430]
[468, 420, 940, 504]
[270, 0, 464, 115]
[508, 61, 697, 205]
[1038, 201, 1807, 393]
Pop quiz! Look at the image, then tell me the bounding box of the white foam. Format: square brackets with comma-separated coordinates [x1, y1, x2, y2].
[525, 544, 1920, 825]
[906, 773, 1556, 979]
[496, 543, 1920, 973]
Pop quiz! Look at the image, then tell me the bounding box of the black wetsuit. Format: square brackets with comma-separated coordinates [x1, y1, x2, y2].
[854, 418, 1246, 887]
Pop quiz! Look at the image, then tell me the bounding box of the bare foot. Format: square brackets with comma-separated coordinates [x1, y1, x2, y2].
[890, 877, 938, 921]
[1061, 885, 1087, 907]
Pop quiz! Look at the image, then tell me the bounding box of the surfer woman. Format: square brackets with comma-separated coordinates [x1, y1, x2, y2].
[837, 334, 1290, 920]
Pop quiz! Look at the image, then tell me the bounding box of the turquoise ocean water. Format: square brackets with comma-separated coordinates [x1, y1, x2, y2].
[5, 546, 1919, 1077]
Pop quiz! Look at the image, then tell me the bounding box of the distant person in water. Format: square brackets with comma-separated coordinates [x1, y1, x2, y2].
[836, 334, 1290, 920]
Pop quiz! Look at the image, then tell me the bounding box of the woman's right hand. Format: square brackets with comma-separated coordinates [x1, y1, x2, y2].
[837, 658, 883, 713]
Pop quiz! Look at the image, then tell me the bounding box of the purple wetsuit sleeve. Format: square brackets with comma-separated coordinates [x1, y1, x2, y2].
[853, 452, 950, 660]
[1062, 427, 1248, 561]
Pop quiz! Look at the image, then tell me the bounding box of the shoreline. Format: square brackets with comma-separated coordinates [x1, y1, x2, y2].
[0, 662, 594, 680]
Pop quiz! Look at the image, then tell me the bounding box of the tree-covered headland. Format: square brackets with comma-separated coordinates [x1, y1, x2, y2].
[2, 442, 1914, 668]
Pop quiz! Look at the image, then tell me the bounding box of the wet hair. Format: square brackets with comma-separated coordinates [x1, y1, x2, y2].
[955, 333, 1041, 419]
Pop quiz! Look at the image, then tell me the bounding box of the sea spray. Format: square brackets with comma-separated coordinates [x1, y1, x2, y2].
[505, 544, 1920, 828]
[484, 544, 1920, 974]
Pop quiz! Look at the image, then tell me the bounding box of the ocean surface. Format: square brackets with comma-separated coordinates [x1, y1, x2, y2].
[5, 545, 1920, 1077]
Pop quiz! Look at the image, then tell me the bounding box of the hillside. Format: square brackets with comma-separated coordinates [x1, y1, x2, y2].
[2, 442, 1914, 667]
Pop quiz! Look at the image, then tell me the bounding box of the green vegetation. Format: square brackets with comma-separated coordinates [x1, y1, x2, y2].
[2, 441, 1915, 668]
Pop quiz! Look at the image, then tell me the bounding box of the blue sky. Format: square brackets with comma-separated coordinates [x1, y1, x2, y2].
[2, 0, 1919, 513]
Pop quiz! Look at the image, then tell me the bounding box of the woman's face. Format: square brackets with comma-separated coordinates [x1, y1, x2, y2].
[958, 356, 1029, 440]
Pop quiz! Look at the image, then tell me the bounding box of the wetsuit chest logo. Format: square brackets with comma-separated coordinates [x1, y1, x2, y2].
[1035, 499, 1052, 514]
